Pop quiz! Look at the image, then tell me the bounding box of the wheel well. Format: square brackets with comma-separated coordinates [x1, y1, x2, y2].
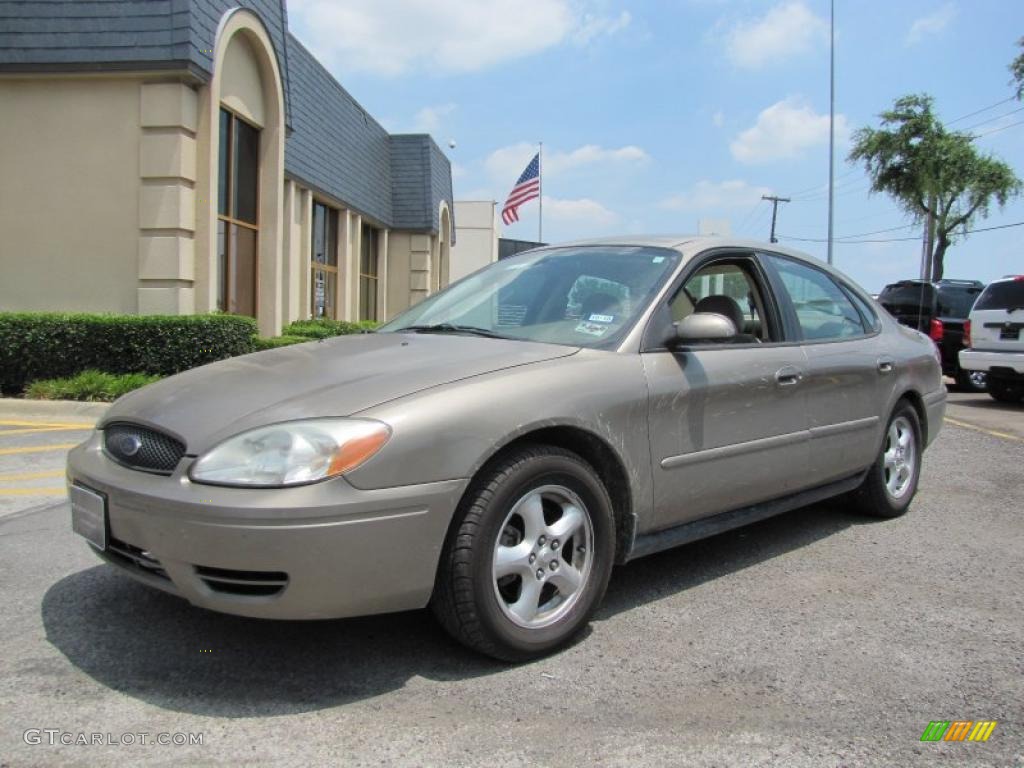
[475, 427, 635, 563]
[897, 390, 927, 444]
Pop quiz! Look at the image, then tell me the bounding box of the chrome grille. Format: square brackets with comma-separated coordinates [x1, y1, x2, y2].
[103, 423, 185, 474]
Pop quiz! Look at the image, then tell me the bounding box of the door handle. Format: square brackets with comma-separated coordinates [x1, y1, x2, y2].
[877, 358, 895, 374]
[775, 366, 802, 386]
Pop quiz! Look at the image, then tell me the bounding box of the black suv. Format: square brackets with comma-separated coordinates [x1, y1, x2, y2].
[878, 279, 986, 391]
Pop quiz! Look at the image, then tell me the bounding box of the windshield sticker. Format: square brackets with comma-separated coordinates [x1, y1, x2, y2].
[652, 256, 666, 263]
[588, 313, 614, 323]
[575, 321, 609, 337]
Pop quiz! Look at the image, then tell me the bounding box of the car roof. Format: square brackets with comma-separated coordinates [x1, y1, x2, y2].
[542, 234, 819, 263]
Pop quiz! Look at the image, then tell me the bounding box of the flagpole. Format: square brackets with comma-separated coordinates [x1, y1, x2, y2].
[538, 141, 543, 243]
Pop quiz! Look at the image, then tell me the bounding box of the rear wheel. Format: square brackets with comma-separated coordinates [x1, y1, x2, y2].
[432, 444, 615, 661]
[849, 402, 922, 518]
[987, 378, 1024, 403]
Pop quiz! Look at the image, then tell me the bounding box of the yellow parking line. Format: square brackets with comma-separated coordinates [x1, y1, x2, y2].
[945, 417, 1023, 443]
[0, 443, 78, 456]
[0, 426, 86, 437]
[0, 470, 65, 481]
[0, 487, 66, 496]
[0, 420, 94, 429]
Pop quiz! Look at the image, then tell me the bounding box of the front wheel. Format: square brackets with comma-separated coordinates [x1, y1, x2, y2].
[431, 444, 615, 661]
[848, 402, 922, 518]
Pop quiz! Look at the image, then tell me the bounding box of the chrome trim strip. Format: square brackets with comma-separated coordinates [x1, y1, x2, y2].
[808, 416, 879, 439]
[660, 429, 808, 469]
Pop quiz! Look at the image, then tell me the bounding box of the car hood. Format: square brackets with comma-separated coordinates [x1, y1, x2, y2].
[101, 333, 578, 454]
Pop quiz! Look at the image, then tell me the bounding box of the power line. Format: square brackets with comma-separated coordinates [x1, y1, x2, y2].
[960, 105, 1024, 133]
[777, 220, 1024, 244]
[972, 119, 1024, 139]
[945, 96, 1016, 126]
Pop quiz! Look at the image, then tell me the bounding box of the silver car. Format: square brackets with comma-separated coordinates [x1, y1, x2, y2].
[67, 237, 946, 660]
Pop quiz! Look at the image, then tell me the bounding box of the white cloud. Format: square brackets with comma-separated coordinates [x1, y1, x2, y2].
[485, 142, 649, 183]
[411, 103, 457, 134]
[723, 1, 828, 69]
[542, 196, 619, 227]
[906, 3, 956, 45]
[573, 10, 632, 45]
[660, 180, 773, 212]
[289, 0, 631, 76]
[730, 97, 847, 164]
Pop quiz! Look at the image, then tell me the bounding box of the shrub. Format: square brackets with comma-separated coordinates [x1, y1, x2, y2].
[0, 313, 257, 394]
[252, 335, 311, 350]
[25, 370, 162, 402]
[282, 318, 378, 339]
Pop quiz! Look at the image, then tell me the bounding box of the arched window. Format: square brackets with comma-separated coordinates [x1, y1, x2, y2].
[216, 107, 259, 315]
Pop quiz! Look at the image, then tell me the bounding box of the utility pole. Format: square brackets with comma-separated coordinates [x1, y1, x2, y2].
[923, 194, 936, 280]
[762, 195, 790, 243]
[826, 0, 836, 265]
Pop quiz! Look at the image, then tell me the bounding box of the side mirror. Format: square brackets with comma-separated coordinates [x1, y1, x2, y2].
[668, 312, 737, 346]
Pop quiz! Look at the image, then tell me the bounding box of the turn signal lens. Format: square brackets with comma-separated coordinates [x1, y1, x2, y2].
[963, 319, 972, 348]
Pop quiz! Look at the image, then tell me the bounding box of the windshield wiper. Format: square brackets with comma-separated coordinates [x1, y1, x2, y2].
[400, 323, 511, 339]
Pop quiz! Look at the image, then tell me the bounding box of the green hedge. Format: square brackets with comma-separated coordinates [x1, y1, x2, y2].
[252, 334, 311, 351]
[25, 370, 162, 402]
[0, 313, 257, 394]
[282, 318, 378, 339]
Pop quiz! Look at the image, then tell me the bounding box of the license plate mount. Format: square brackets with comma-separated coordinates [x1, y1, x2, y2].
[70, 484, 107, 551]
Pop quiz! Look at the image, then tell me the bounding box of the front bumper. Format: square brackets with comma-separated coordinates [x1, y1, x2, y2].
[66, 432, 466, 620]
[959, 349, 1024, 377]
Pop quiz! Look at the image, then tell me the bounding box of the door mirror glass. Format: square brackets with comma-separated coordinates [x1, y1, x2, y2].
[669, 312, 737, 345]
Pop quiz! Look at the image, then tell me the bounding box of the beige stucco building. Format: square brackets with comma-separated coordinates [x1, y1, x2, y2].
[0, 1, 453, 336]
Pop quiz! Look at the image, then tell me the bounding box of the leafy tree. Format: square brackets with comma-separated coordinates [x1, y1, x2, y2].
[848, 94, 1020, 280]
[1012, 37, 1024, 99]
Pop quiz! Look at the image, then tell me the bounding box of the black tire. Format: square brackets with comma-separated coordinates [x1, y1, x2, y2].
[987, 378, 1024, 404]
[848, 401, 923, 518]
[431, 444, 615, 662]
[954, 366, 987, 393]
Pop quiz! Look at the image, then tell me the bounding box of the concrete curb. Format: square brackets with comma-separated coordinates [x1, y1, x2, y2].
[0, 398, 109, 424]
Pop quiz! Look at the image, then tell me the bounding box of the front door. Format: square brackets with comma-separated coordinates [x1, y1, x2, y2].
[642, 253, 811, 531]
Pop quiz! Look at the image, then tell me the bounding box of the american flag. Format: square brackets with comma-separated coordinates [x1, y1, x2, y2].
[501, 153, 540, 225]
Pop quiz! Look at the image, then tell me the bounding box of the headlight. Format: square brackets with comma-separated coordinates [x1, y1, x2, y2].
[189, 419, 391, 487]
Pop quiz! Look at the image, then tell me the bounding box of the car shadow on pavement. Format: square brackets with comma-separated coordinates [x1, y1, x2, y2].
[41, 499, 878, 718]
[599, 499, 875, 618]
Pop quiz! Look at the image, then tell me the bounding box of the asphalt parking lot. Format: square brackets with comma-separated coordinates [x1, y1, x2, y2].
[0, 393, 1021, 767]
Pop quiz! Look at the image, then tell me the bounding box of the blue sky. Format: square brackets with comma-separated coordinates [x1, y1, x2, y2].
[288, 0, 1024, 293]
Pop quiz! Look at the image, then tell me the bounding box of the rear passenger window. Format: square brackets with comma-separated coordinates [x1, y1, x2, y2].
[766, 254, 866, 340]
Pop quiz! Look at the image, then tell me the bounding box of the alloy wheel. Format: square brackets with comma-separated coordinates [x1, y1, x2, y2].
[491, 484, 595, 629]
[883, 416, 917, 500]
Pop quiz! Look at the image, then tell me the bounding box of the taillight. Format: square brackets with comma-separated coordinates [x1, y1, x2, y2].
[963, 319, 972, 348]
[929, 318, 944, 342]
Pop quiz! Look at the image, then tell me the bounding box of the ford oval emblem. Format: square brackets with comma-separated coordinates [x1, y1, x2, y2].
[117, 434, 143, 457]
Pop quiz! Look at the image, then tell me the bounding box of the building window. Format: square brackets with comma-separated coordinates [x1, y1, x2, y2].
[359, 224, 379, 321]
[311, 202, 338, 318]
[217, 107, 259, 316]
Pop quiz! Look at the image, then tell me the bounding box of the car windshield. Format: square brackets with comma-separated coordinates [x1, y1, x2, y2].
[378, 245, 681, 348]
[974, 279, 1024, 311]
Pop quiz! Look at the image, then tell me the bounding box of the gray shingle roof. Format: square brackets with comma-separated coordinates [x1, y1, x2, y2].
[0, 0, 451, 234]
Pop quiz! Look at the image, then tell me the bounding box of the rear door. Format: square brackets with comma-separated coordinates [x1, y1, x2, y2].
[969, 278, 1024, 353]
[761, 253, 891, 484]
